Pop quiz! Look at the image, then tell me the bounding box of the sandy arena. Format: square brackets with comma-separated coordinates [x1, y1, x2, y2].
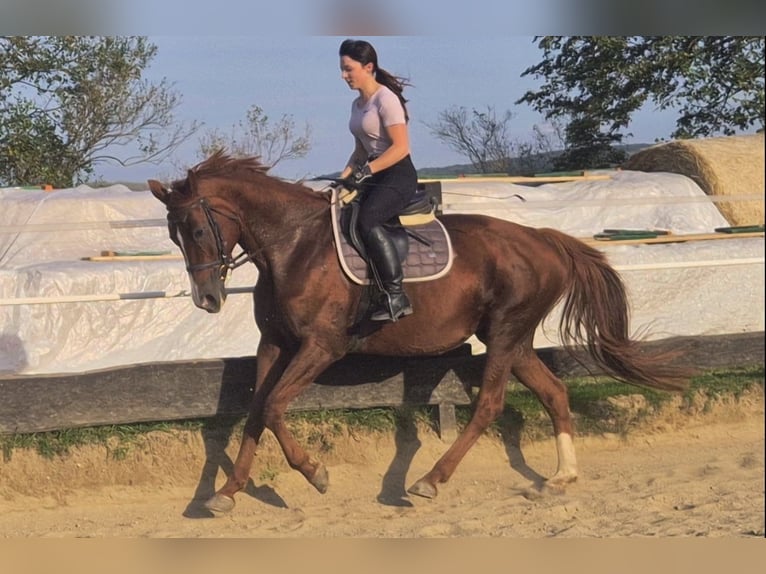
[0, 388, 763, 538]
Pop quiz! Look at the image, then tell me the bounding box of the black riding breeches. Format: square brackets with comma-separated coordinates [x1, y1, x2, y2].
[356, 155, 418, 239]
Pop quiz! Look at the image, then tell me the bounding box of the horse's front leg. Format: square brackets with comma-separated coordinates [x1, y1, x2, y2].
[262, 340, 341, 493]
[205, 339, 290, 513]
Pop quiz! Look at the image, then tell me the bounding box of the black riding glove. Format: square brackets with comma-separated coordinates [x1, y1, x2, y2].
[349, 162, 373, 188]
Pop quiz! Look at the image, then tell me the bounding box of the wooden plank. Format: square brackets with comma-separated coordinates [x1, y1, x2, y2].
[0, 351, 474, 434]
[0, 219, 167, 235]
[78, 232, 765, 264]
[419, 175, 612, 184]
[82, 254, 183, 262]
[0, 332, 761, 434]
[75, 231, 765, 262]
[65, 230, 766, 263]
[533, 331, 765, 378]
[438, 403, 459, 442]
[582, 231, 764, 247]
[0, 286, 254, 307]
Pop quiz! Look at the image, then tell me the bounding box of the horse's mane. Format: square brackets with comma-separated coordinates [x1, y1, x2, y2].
[190, 150, 271, 180]
[172, 149, 330, 202]
[171, 150, 276, 196]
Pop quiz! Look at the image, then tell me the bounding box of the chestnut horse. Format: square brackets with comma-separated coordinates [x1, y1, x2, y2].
[149, 151, 689, 513]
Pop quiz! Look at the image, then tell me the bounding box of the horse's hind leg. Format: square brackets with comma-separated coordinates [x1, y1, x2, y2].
[511, 350, 577, 487]
[407, 351, 512, 499]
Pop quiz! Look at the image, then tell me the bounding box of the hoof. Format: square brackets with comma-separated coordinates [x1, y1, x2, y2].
[543, 473, 577, 495]
[310, 463, 329, 494]
[541, 482, 567, 496]
[547, 472, 578, 487]
[204, 493, 236, 514]
[520, 486, 545, 501]
[407, 479, 437, 499]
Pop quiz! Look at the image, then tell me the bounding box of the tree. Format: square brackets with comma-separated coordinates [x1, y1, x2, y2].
[426, 105, 567, 175]
[517, 36, 765, 170]
[425, 105, 515, 174]
[514, 121, 567, 175]
[0, 36, 197, 187]
[196, 105, 311, 169]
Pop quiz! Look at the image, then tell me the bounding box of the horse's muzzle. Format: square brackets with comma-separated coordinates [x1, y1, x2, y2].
[190, 280, 227, 313]
[198, 293, 225, 313]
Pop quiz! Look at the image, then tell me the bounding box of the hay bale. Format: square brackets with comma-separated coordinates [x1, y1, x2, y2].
[622, 133, 765, 226]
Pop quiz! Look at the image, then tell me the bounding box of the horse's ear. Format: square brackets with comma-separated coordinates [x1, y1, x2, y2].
[148, 179, 170, 204]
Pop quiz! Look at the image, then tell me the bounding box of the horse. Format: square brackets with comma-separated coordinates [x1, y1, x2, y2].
[149, 151, 690, 513]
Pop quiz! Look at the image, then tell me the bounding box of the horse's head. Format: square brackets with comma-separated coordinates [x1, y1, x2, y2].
[149, 176, 246, 313]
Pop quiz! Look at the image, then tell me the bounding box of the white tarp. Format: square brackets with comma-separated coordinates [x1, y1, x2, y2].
[0, 170, 763, 375]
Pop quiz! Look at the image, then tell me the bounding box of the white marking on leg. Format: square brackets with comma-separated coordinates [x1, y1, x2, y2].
[554, 432, 578, 479]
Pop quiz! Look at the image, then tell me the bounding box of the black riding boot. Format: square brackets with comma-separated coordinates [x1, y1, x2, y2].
[364, 225, 413, 322]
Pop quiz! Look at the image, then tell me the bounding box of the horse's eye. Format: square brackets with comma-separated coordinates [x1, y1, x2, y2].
[193, 228, 205, 241]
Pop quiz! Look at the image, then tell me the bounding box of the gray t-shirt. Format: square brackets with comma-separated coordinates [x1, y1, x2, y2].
[348, 85, 407, 158]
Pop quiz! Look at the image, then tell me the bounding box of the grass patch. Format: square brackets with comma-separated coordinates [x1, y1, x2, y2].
[257, 464, 281, 482]
[0, 420, 204, 462]
[1, 366, 762, 461]
[288, 406, 398, 435]
[688, 365, 764, 399]
[455, 364, 764, 440]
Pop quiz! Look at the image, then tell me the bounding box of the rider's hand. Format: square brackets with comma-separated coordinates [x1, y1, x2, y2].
[349, 162, 373, 187]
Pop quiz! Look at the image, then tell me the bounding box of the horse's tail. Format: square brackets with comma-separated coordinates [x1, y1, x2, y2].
[540, 228, 692, 392]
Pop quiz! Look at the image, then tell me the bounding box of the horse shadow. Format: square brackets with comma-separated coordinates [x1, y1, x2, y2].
[182, 415, 289, 518]
[183, 349, 549, 516]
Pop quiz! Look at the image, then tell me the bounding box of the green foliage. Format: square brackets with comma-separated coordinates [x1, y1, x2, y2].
[0, 421, 178, 462]
[689, 365, 764, 399]
[517, 36, 765, 170]
[258, 465, 280, 482]
[459, 365, 764, 440]
[287, 407, 397, 434]
[0, 36, 197, 187]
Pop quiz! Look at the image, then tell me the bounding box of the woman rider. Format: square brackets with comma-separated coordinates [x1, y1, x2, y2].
[338, 38, 418, 322]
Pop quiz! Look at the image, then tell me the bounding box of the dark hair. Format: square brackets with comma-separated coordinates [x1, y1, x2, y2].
[339, 39, 410, 121]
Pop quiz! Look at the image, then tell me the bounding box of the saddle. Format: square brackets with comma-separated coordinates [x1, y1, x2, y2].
[330, 186, 454, 285]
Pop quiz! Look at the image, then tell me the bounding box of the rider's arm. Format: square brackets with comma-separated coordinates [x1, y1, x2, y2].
[341, 137, 367, 179]
[367, 123, 409, 175]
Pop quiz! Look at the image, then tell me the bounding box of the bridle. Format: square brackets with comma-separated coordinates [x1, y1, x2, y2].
[170, 197, 252, 281]
[168, 187, 339, 281]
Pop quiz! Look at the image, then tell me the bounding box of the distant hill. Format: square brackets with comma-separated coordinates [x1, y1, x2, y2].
[416, 143, 652, 178]
[91, 143, 654, 188]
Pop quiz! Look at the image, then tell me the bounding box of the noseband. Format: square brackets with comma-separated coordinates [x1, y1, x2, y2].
[172, 197, 251, 281]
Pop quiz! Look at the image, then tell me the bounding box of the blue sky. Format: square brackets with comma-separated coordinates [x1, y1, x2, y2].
[6, 1, 760, 185]
[98, 35, 684, 184]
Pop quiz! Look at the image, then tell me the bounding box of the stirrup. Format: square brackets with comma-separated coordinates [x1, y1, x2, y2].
[370, 292, 413, 322]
